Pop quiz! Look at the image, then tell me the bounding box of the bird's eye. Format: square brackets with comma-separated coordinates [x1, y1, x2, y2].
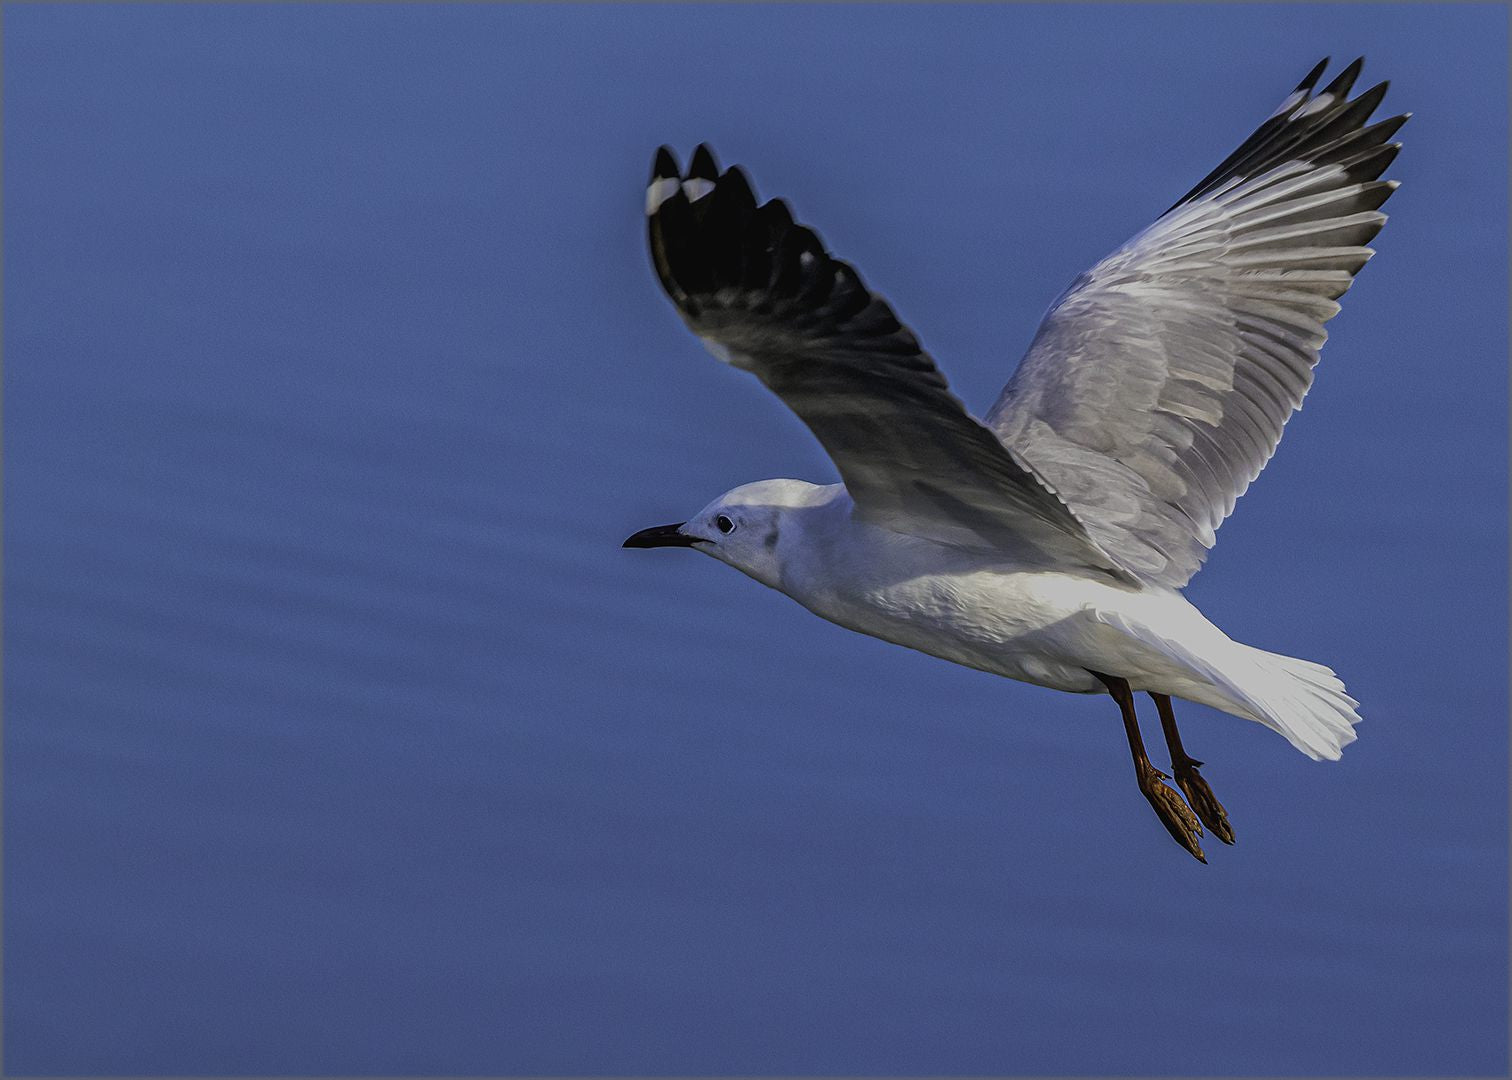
[716, 514, 735, 535]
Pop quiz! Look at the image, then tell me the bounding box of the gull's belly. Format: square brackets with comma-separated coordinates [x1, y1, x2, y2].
[797, 567, 1126, 693]
[771, 509, 1228, 699]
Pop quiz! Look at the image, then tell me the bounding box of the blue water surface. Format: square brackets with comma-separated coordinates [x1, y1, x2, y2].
[4, 3, 1507, 1074]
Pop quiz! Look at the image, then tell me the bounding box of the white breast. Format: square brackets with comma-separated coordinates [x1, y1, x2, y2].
[776, 515, 1119, 691]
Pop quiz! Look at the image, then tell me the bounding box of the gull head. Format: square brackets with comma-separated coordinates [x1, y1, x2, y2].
[622, 478, 829, 588]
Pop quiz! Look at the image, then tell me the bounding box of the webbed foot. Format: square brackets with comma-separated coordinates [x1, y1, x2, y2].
[1137, 761, 1206, 863]
[1172, 757, 1234, 845]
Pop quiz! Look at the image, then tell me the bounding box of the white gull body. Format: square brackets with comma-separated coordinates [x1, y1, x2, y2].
[628, 59, 1403, 853]
[679, 478, 1356, 762]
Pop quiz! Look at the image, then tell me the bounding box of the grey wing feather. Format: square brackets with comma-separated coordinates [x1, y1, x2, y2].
[987, 58, 1406, 587]
[647, 145, 1130, 577]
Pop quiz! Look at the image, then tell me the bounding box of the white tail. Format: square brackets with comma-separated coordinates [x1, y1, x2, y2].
[1227, 647, 1362, 760]
[1094, 609, 1363, 760]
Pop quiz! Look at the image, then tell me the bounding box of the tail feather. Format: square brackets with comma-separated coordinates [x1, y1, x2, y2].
[1232, 647, 1361, 760]
[1095, 609, 1362, 760]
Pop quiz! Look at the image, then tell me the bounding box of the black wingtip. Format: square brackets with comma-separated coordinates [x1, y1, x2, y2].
[1299, 57, 1331, 92]
[756, 198, 794, 234]
[719, 165, 756, 208]
[1170, 56, 1402, 211]
[1321, 56, 1365, 99]
[689, 144, 719, 180]
[652, 146, 679, 182]
[1354, 80, 1390, 115]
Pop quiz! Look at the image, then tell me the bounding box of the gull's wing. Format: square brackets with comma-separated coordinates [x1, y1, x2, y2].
[986, 58, 1406, 588]
[647, 145, 1131, 577]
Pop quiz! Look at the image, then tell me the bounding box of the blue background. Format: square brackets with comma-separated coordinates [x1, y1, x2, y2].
[4, 3, 1507, 1074]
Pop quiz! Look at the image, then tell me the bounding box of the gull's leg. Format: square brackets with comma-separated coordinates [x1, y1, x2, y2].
[1091, 671, 1206, 863]
[1150, 693, 1235, 845]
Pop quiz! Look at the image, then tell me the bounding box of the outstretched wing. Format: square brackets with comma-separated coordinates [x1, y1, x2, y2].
[646, 144, 1129, 577]
[987, 58, 1406, 588]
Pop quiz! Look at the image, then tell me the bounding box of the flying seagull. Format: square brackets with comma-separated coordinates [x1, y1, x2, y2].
[624, 58, 1404, 862]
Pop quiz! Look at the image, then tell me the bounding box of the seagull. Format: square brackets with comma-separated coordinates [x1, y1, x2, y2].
[624, 58, 1404, 862]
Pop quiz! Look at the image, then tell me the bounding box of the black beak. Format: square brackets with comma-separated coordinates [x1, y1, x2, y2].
[622, 522, 701, 549]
